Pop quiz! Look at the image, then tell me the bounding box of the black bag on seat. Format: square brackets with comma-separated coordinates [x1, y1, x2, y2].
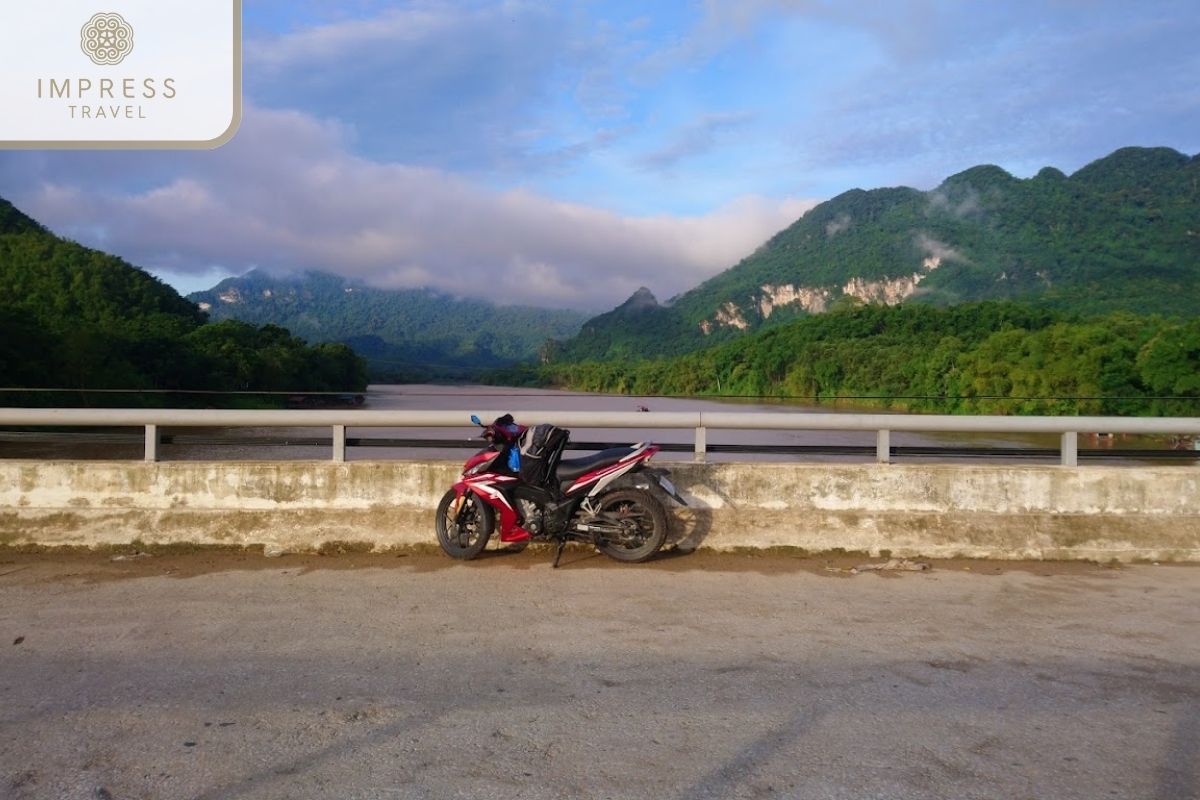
[518, 423, 569, 487]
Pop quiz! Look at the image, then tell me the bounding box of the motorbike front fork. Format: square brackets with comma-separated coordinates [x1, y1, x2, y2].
[452, 482, 531, 544]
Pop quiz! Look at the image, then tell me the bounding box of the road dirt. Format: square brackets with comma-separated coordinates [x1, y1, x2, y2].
[0, 545, 1134, 581]
[2, 549, 1197, 800]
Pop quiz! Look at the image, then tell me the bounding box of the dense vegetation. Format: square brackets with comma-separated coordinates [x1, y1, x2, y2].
[491, 302, 1200, 416]
[0, 198, 367, 406]
[544, 287, 705, 362]
[552, 147, 1200, 363]
[189, 270, 587, 382]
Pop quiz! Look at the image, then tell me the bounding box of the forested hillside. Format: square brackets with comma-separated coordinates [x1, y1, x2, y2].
[553, 146, 1200, 363]
[0, 198, 366, 405]
[507, 302, 1200, 416]
[189, 271, 587, 381]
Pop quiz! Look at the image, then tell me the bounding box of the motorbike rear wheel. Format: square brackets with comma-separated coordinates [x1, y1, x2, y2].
[592, 488, 668, 563]
[435, 489, 494, 560]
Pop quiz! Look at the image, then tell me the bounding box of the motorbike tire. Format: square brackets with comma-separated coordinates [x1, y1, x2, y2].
[592, 488, 669, 563]
[435, 489, 494, 560]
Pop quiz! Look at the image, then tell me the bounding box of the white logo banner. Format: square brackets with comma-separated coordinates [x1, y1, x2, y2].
[0, 0, 241, 148]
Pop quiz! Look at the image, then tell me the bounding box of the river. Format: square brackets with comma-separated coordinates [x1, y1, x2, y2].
[1, 384, 1182, 464]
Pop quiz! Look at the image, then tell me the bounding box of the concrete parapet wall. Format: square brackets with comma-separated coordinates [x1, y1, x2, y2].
[1, 460, 1198, 561]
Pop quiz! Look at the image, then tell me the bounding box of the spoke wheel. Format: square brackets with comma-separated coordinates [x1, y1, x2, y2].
[435, 489, 494, 560]
[593, 489, 668, 563]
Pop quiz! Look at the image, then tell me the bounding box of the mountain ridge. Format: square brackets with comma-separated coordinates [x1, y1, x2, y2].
[0, 197, 366, 400]
[188, 270, 588, 380]
[552, 146, 1200, 363]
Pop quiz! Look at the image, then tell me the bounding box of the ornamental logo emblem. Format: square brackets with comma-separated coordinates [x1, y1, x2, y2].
[80, 12, 134, 66]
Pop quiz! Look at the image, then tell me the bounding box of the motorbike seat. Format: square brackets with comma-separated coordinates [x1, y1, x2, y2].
[555, 446, 637, 482]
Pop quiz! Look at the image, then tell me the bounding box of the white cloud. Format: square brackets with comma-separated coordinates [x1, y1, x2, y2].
[915, 233, 967, 265]
[244, 2, 617, 174]
[637, 112, 756, 172]
[824, 213, 851, 237]
[248, 6, 462, 68]
[799, 1, 1200, 181]
[14, 107, 818, 311]
[636, 0, 1199, 189]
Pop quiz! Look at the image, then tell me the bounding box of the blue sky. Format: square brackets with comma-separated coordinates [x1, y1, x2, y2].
[2, 0, 1198, 309]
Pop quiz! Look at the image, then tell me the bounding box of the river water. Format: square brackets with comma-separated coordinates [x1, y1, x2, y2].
[1, 384, 1181, 464]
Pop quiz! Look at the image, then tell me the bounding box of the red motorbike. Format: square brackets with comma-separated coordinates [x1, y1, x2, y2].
[435, 414, 686, 567]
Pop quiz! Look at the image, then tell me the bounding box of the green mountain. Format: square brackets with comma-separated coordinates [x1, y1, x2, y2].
[188, 270, 587, 380]
[0, 197, 366, 404]
[530, 300, 1200, 416]
[554, 146, 1200, 362]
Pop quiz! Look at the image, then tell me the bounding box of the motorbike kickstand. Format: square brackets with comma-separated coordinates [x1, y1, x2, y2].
[552, 538, 566, 569]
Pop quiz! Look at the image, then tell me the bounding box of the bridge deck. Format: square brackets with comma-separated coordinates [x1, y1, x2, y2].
[2, 551, 1196, 800]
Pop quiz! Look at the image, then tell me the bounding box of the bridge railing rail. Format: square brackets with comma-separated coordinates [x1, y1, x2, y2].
[2, 408, 1200, 466]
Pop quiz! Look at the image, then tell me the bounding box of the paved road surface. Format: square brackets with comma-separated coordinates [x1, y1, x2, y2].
[1, 550, 1197, 799]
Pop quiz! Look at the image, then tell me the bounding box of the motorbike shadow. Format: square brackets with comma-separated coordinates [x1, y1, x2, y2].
[493, 506, 713, 568]
[666, 506, 714, 554]
[472, 545, 534, 560]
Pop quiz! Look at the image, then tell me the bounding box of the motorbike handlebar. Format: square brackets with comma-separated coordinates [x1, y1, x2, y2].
[469, 415, 523, 444]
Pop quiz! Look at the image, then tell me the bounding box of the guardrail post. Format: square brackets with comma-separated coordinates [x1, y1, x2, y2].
[332, 425, 346, 463]
[876, 429, 891, 464]
[694, 426, 707, 463]
[1060, 432, 1078, 466]
[144, 424, 158, 462]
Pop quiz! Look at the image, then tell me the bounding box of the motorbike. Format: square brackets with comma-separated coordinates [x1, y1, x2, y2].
[435, 414, 687, 567]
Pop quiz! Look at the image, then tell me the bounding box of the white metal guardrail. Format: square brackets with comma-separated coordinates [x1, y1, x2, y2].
[2, 408, 1199, 466]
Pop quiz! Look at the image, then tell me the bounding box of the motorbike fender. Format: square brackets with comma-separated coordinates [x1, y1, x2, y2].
[619, 467, 688, 507]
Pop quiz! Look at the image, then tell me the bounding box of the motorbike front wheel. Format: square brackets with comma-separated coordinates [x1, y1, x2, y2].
[435, 489, 495, 560]
[592, 488, 669, 563]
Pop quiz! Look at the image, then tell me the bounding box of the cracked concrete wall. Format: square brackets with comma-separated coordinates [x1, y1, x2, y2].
[1, 460, 1197, 561]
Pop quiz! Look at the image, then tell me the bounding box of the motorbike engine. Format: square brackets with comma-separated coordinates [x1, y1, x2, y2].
[517, 498, 543, 535]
